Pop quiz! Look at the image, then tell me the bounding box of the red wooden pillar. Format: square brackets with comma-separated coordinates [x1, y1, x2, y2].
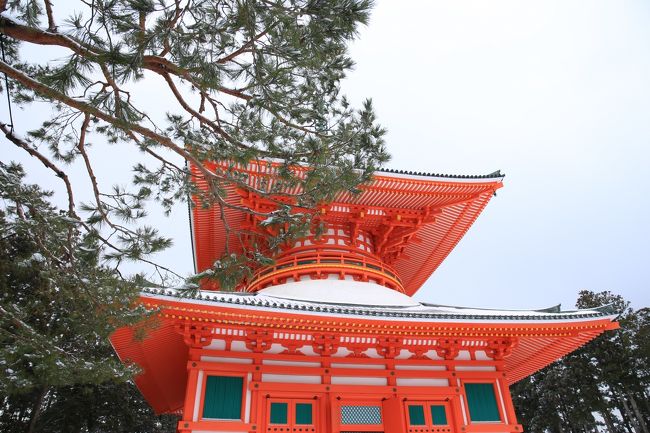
[383, 396, 406, 433]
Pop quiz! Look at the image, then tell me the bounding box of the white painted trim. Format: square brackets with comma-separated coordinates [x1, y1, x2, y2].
[459, 379, 468, 425]
[193, 370, 204, 422]
[495, 380, 508, 424]
[245, 373, 252, 423]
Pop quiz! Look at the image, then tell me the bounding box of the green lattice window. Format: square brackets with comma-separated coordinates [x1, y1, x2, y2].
[202, 375, 243, 420]
[295, 403, 313, 425]
[270, 402, 288, 424]
[430, 405, 448, 425]
[465, 383, 501, 422]
[408, 405, 426, 426]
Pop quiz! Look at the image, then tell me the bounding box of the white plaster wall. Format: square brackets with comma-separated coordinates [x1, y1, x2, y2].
[262, 374, 321, 384]
[394, 365, 446, 371]
[229, 341, 250, 352]
[474, 350, 492, 360]
[396, 378, 449, 387]
[330, 376, 388, 386]
[455, 366, 496, 371]
[424, 350, 444, 360]
[263, 360, 321, 367]
[200, 356, 252, 364]
[331, 363, 385, 370]
[205, 339, 226, 350]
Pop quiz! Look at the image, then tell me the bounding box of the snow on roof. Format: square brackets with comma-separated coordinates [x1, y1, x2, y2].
[257, 280, 420, 307]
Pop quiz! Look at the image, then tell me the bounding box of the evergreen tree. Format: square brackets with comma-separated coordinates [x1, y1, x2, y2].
[0, 0, 389, 288]
[0, 161, 177, 432]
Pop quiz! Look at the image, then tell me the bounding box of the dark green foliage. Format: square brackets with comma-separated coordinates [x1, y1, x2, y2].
[0, 162, 177, 432]
[0, 381, 178, 433]
[512, 291, 650, 433]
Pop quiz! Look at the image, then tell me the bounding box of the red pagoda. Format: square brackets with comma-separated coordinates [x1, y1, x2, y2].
[112, 161, 618, 433]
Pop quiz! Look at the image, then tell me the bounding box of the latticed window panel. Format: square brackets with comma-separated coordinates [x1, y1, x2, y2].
[340, 405, 382, 425]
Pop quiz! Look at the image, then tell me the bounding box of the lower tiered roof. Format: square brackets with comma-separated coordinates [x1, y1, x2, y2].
[111, 282, 618, 413]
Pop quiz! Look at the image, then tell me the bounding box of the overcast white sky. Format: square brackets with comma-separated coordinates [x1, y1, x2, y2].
[340, 0, 650, 309]
[3, 1, 649, 310]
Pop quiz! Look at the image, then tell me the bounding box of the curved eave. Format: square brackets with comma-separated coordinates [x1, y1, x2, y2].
[111, 322, 188, 414]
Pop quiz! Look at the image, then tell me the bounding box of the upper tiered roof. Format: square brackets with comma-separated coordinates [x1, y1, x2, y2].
[191, 161, 504, 295]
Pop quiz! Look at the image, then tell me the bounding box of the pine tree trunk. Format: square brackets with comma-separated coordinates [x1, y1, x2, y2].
[618, 401, 636, 433]
[628, 393, 649, 433]
[27, 387, 47, 433]
[597, 392, 617, 433]
[601, 409, 617, 433]
[622, 398, 642, 433]
[641, 390, 650, 414]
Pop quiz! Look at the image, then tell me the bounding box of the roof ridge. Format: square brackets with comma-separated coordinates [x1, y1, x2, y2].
[377, 168, 504, 180]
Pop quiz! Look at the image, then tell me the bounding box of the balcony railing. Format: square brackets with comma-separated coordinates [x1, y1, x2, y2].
[246, 251, 404, 293]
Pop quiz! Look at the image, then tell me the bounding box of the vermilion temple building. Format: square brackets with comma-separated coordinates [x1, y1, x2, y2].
[112, 162, 618, 433]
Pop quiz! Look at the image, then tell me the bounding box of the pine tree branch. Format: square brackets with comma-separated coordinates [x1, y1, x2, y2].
[1, 122, 77, 219]
[0, 58, 221, 191]
[1, 15, 329, 152]
[216, 26, 274, 64]
[43, 0, 56, 32]
[0, 15, 97, 56]
[0, 66, 275, 269]
[76, 113, 116, 228]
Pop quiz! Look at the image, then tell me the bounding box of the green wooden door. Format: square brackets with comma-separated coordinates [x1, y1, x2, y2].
[266, 398, 318, 432]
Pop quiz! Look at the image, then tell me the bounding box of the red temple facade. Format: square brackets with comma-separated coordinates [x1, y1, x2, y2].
[112, 162, 618, 433]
